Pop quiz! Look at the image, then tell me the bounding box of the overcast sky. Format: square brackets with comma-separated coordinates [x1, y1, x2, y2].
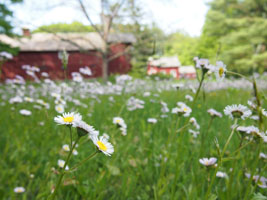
[9, 0, 210, 36]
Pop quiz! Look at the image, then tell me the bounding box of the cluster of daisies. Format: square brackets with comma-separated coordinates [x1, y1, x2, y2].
[194, 57, 227, 80]
[54, 112, 114, 157]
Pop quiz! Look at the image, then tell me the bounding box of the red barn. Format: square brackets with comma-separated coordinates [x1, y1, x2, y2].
[147, 56, 196, 79]
[0, 32, 135, 81]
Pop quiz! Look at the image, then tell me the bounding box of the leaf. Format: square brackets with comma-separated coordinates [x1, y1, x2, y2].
[251, 193, 267, 200]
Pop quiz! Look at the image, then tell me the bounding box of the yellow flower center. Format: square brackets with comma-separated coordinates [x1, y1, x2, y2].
[219, 67, 224, 77]
[183, 107, 188, 112]
[63, 116, 74, 123]
[97, 141, 107, 151]
[116, 119, 121, 123]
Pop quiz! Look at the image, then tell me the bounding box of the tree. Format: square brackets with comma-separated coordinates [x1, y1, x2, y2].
[199, 0, 267, 74]
[165, 31, 198, 66]
[0, 0, 22, 53]
[33, 21, 94, 33]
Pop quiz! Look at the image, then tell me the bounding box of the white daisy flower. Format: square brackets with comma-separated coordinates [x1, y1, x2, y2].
[19, 109, 32, 116]
[185, 94, 193, 102]
[195, 58, 209, 69]
[207, 108, 222, 118]
[24, 97, 34, 102]
[250, 115, 259, 120]
[14, 187, 25, 193]
[189, 129, 200, 138]
[147, 118, 157, 124]
[262, 108, 267, 117]
[216, 171, 228, 178]
[199, 157, 217, 166]
[72, 120, 97, 137]
[189, 117, 200, 129]
[55, 104, 64, 114]
[62, 144, 70, 152]
[73, 149, 78, 155]
[224, 104, 252, 120]
[113, 117, 126, 128]
[215, 61, 227, 80]
[172, 102, 192, 117]
[236, 126, 249, 135]
[259, 152, 267, 159]
[245, 173, 267, 189]
[57, 159, 69, 170]
[247, 100, 257, 110]
[120, 127, 127, 136]
[91, 135, 114, 156]
[103, 133, 110, 140]
[54, 112, 82, 125]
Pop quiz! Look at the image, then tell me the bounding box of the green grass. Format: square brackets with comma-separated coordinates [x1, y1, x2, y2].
[0, 86, 266, 200]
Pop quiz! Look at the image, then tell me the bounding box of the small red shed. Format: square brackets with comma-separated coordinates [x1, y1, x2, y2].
[147, 56, 196, 79]
[0, 32, 135, 81]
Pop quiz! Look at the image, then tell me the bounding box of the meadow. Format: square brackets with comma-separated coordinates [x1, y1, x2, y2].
[0, 72, 267, 200]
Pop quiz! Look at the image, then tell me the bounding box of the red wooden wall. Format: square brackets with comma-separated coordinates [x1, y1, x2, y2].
[1, 43, 132, 81]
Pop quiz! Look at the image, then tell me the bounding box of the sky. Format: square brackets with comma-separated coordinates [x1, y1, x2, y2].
[9, 0, 210, 36]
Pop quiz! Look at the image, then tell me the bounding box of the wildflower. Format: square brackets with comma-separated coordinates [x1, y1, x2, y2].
[58, 159, 69, 170]
[14, 187, 25, 193]
[79, 66, 92, 76]
[19, 109, 32, 116]
[113, 117, 126, 128]
[54, 112, 82, 126]
[113, 117, 127, 135]
[24, 97, 34, 102]
[185, 94, 193, 102]
[207, 108, 222, 118]
[224, 104, 251, 120]
[189, 129, 200, 138]
[147, 118, 157, 124]
[62, 144, 70, 152]
[189, 117, 200, 129]
[195, 58, 209, 69]
[245, 126, 265, 140]
[72, 120, 97, 137]
[73, 149, 78, 155]
[215, 61, 227, 80]
[9, 96, 23, 104]
[91, 135, 114, 156]
[236, 126, 249, 136]
[216, 171, 228, 178]
[172, 102, 192, 117]
[55, 104, 64, 114]
[199, 157, 217, 167]
[160, 101, 169, 113]
[259, 152, 267, 159]
[262, 108, 267, 117]
[103, 133, 110, 140]
[245, 173, 267, 189]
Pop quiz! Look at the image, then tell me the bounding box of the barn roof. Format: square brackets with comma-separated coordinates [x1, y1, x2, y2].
[179, 66, 196, 74]
[0, 32, 136, 52]
[148, 56, 181, 68]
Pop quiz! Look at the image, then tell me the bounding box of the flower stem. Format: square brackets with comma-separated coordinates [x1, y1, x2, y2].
[226, 71, 251, 81]
[191, 72, 205, 110]
[205, 118, 238, 199]
[49, 136, 80, 200]
[244, 139, 263, 200]
[69, 150, 98, 172]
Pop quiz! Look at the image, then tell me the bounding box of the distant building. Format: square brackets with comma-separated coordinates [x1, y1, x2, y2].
[147, 56, 196, 79]
[0, 31, 136, 80]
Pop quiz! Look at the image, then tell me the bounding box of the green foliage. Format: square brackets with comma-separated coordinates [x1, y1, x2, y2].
[164, 32, 198, 65]
[199, 0, 267, 74]
[0, 85, 266, 199]
[0, 0, 22, 54]
[33, 21, 94, 33]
